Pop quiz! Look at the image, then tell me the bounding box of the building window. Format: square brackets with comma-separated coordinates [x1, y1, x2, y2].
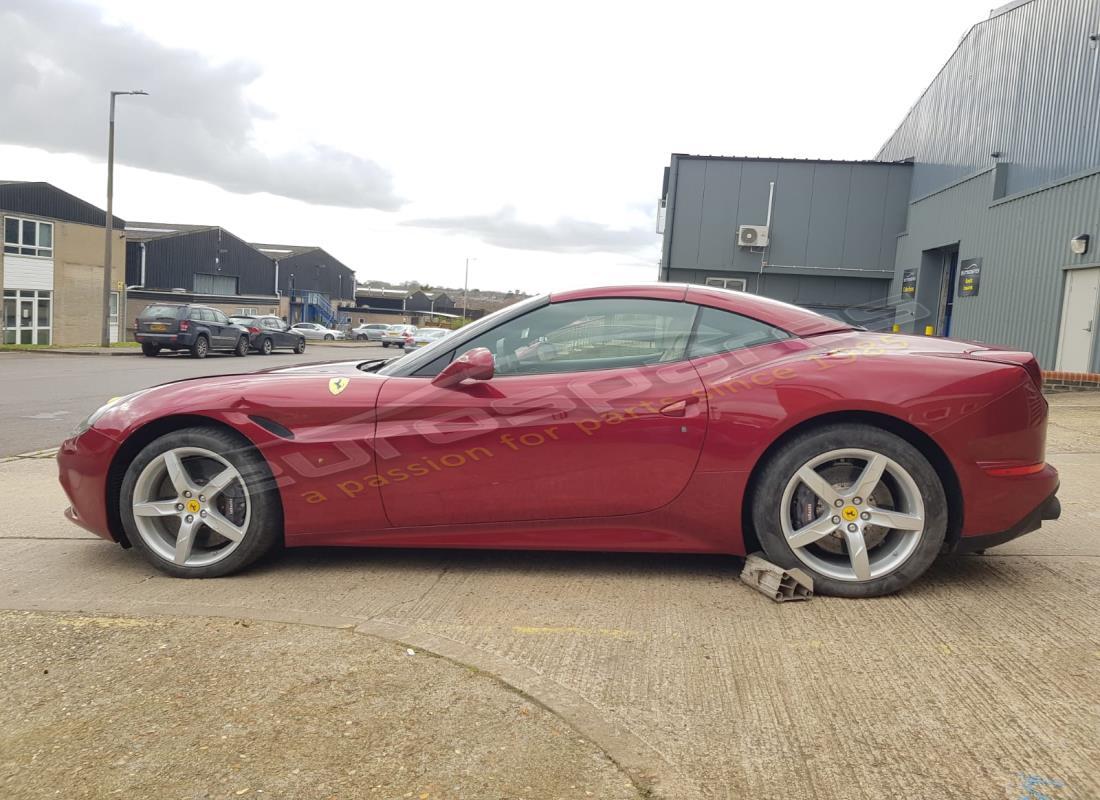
[238, 307, 258, 316]
[193, 273, 239, 296]
[3, 217, 54, 258]
[3, 289, 52, 344]
[704, 277, 748, 291]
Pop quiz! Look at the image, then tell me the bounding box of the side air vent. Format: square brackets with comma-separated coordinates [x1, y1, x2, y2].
[249, 415, 295, 440]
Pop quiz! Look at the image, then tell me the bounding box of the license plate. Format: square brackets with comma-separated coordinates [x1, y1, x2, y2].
[150, 323, 167, 332]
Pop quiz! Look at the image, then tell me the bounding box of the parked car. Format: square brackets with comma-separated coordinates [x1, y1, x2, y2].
[61, 283, 1061, 595]
[404, 327, 450, 351]
[350, 323, 391, 341]
[134, 303, 250, 359]
[228, 315, 307, 355]
[381, 324, 417, 348]
[290, 322, 344, 341]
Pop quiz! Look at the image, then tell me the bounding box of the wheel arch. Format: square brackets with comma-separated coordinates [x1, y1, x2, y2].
[105, 414, 282, 547]
[740, 410, 963, 555]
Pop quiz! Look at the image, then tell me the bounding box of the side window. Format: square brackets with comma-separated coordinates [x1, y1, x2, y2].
[193, 309, 211, 323]
[212, 309, 230, 325]
[459, 298, 697, 376]
[688, 306, 789, 358]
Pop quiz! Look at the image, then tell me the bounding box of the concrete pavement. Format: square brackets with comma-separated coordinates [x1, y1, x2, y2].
[0, 394, 1097, 799]
[1, 610, 642, 800]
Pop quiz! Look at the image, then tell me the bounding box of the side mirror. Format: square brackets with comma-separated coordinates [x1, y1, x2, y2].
[432, 347, 494, 388]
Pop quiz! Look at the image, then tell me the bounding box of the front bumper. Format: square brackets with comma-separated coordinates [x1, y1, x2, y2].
[57, 428, 120, 543]
[952, 490, 1061, 553]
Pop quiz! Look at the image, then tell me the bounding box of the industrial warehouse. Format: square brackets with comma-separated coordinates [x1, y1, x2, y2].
[660, 0, 1100, 373]
[1, 184, 470, 345]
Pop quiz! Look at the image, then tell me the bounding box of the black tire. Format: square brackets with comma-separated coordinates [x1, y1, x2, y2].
[190, 335, 209, 359]
[233, 336, 249, 357]
[260, 337, 274, 355]
[118, 427, 283, 578]
[324, 334, 334, 341]
[382, 342, 390, 348]
[294, 338, 306, 354]
[356, 334, 367, 341]
[141, 343, 160, 357]
[750, 423, 947, 598]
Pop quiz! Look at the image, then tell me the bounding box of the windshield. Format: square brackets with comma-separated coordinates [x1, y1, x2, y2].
[377, 294, 546, 376]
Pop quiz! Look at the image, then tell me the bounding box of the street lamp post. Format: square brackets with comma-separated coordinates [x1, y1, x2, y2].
[101, 89, 148, 347]
[462, 257, 477, 322]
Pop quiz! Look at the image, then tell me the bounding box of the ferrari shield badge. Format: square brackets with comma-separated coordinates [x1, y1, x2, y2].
[328, 377, 351, 396]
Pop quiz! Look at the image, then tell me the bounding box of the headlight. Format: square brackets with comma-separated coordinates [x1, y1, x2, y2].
[71, 390, 147, 437]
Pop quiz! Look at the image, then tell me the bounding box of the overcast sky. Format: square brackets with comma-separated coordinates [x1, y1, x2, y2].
[0, 0, 997, 294]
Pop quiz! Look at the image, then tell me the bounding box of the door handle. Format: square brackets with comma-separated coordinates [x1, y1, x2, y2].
[659, 397, 699, 417]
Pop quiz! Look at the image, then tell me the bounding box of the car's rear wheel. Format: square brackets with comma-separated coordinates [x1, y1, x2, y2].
[751, 423, 946, 598]
[381, 342, 390, 348]
[190, 335, 209, 359]
[119, 427, 282, 578]
[260, 337, 273, 355]
[141, 343, 160, 357]
[294, 338, 306, 354]
[356, 334, 367, 341]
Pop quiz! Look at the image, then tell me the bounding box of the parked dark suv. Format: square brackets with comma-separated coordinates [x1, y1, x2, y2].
[135, 303, 250, 358]
[228, 314, 307, 355]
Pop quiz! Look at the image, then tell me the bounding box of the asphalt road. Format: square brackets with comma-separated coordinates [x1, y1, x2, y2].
[0, 392, 1097, 799]
[0, 344, 386, 457]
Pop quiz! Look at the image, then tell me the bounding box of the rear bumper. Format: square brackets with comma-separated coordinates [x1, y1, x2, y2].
[952, 488, 1061, 553]
[135, 332, 195, 347]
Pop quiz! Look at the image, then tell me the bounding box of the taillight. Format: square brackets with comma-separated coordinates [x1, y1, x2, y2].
[969, 350, 1043, 390]
[180, 320, 190, 331]
[249, 326, 261, 334]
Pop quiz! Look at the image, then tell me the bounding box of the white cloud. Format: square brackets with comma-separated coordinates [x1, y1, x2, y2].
[0, 0, 998, 292]
[0, 0, 402, 210]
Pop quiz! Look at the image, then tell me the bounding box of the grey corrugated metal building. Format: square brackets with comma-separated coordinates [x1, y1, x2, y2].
[659, 157, 912, 326]
[660, 0, 1100, 372]
[126, 222, 278, 296]
[250, 243, 355, 327]
[879, 0, 1100, 372]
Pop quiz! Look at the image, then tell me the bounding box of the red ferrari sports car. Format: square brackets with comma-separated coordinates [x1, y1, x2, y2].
[58, 284, 1060, 597]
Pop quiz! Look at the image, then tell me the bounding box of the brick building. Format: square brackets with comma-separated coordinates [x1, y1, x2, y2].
[1, 181, 126, 345]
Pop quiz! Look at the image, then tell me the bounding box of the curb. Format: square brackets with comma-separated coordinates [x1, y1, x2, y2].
[0, 348, 141, 356]
[0, 597, 704, 800]
[0, 447, 60, 464]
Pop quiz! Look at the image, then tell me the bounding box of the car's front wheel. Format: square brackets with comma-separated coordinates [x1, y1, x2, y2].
[294, 338, 306, 354]
[119, 427, 282, 578]
[233, 336, 249, 357]
[751, 423, 946, 598]
[324, 334, 334, 341]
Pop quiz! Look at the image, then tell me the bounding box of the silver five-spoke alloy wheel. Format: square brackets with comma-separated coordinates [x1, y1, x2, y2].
[780, 448, 926, 582]
[131, 446, 251, 568]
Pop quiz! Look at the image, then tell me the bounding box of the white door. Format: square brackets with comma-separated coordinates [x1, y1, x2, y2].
[1056, 268, 1100, 371]
[109, 291, 120, 344]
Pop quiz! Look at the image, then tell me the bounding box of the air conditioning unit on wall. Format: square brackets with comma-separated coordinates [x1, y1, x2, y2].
[738, 225, 769, 248]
